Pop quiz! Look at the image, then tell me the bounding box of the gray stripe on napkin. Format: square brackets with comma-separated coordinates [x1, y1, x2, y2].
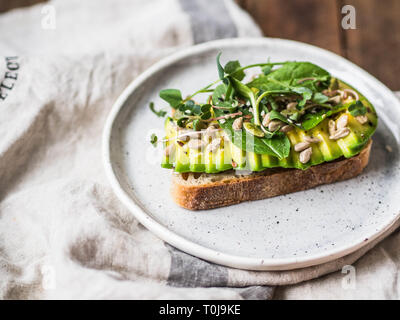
[166, 245, 229, 287]
[178, 0, 238, 43]
[166, 245, 275, 300]
[235, 286, 275, 300]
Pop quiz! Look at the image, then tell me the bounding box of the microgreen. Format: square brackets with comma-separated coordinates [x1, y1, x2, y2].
[291, 87, 313, 107]
[261, 65, 273, 75]
[157, 54, 346, 159]
[216, 52, 225, 81]
[224, 60, 245, 81]
[159, 89, 183, 108]
[149, 102, 167, 117]
[348, 100, 367, 116]
[150, 133, 158, 147]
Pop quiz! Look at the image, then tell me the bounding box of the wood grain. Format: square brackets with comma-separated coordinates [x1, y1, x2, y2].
[238, 0, 400, 90]
[0, 0, 46, 12]
[339, 0, 400, 90]
[1, 0, 399, 90]
[238, 0, 342, 54]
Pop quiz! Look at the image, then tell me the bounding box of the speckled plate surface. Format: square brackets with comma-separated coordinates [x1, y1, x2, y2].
[103, 38, 400, 271]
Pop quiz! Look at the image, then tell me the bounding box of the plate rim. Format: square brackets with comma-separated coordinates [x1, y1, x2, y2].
[102, 37, 400, 271]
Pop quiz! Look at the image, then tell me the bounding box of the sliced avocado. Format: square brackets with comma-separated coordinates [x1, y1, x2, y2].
[247, 151, 263, 171]
[216, 143, 233, 171]
[298, 130, 324, 167]
[338, 112, 375, 157]
[189, 148, 205, 172]
[161, 141, 174, 169]
[174, 143, 190, 172]
[277, 151, 292, 168]
[204, 148, 219, 173]
[261, 154, 279, 167]
[162, 78, 377, 173]
[286, 129, 303, 169]
[309, 120, 343, 162]
[230, 142, 246, 169]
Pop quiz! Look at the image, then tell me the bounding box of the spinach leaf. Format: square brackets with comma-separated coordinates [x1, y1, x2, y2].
[247, 62, 331, 107]
[301, 105, 347, 130]
[220, 118, 277, 156]
[266, 61, 330, 90]
[159, 89, 183, 108]
[149, 102, 167, 117]
[247, 74, 286, 91]
[262, 132, 291, 159]
[348, 100, 367, 116]
[312, 92, 329, 104]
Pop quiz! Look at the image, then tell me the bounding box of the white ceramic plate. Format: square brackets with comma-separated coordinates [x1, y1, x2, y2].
[103, 38, 400, 271]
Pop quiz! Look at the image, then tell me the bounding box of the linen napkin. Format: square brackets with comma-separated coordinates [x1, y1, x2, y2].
[0, 0, 399, 300]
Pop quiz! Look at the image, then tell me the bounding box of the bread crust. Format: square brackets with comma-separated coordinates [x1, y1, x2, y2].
[171, 140, 372, 210]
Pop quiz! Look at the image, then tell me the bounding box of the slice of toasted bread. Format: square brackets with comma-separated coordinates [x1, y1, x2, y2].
[171, 140, 372, 210]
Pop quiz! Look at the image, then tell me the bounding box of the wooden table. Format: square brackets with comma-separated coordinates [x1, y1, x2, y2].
[1, 0, 399, 90]
[237, 0, 400, 90]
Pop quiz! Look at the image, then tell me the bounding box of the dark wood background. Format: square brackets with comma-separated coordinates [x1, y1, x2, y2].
[1, 0, 399, 90]
[237, 0, 400, 91]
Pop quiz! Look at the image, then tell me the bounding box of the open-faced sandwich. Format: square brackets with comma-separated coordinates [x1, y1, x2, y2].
[153, 54, 377, 210]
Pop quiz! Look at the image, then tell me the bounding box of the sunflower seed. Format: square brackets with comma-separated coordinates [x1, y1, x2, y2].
[294, 141, 311, 152]
[336, 115, 348, 129]
[232, 117, 243, 131]
[286, 102, 298, 111]
[299, 147, 312, 164]
[188, 139, 204, 150]
[329, 127, 350, 140]
[262, 113, 271, 127]
[343, 88, 359, 101]
[328, 95, 341, 105]
[303, 135, 321, 143]
[206, 138, 221, 153]
[355, 115, 368, 124]
[280, 125, 293, 133]
[328, 120, 336, 136]
[204, 126, 219, 139]
[268, 120, 282, 132]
